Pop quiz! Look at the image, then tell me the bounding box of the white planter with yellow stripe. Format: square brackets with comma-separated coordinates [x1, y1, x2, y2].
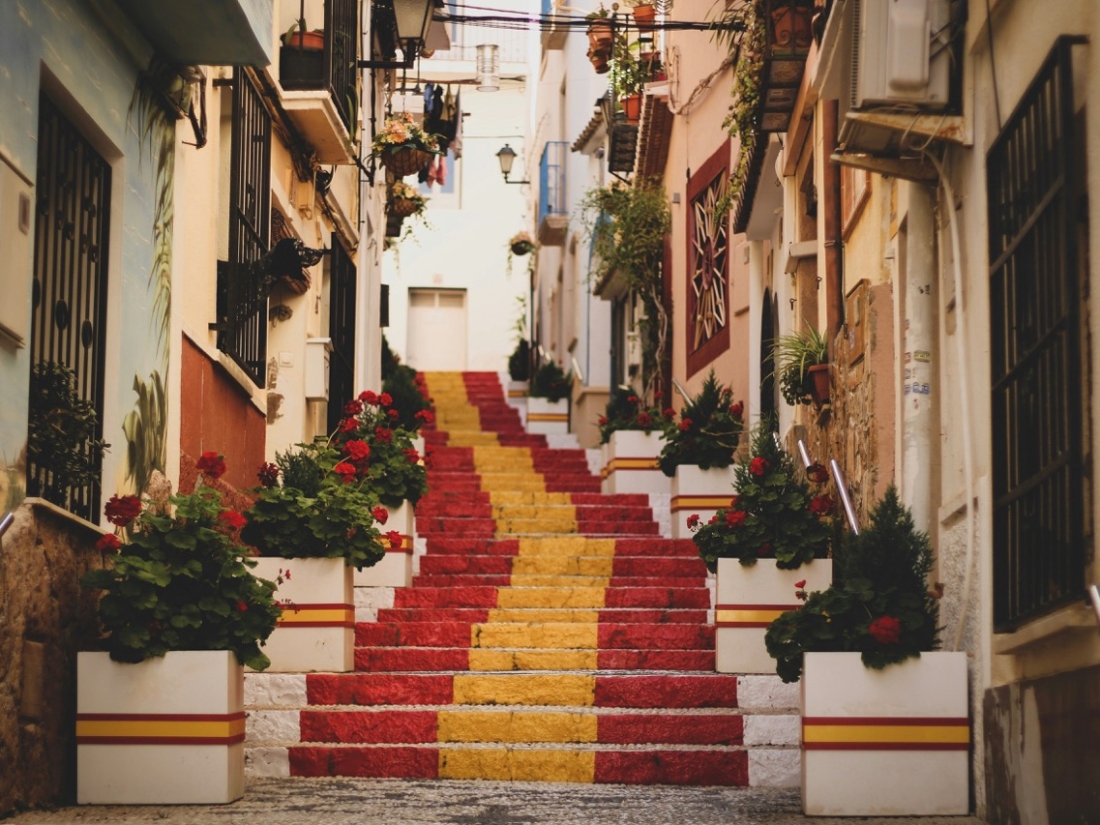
[715, 558, 832, 674]
[601, 430, 669, 495]
[526, 396, 569, 435]
[670, 464, 737, 539]
[77, 650, 244, 804]
[252, 557, 354, 672]
[354, 499, 413, 588]
[801, 651, 969, 815]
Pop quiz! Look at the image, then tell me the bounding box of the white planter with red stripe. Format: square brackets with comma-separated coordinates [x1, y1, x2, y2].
[526, 396, 569, 435]
[801, 651, 969, 815]
[77, 650, 245, 804]
[252, 557, 354, 672]
[601, 430, 669, 495]
[354, 499, 413, 587]
[670, 464, 737, 539]
[715, 558, 832, 674]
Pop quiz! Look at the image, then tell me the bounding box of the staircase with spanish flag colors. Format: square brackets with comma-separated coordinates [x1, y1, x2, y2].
[244, 372, 800, 787]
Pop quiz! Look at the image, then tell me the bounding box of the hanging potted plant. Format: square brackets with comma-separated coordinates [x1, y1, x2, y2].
[371, 112, 441, 178]
[658, 370, 744, 538]
[688, 429, 835, 673]
[764, 487, 967, 816]
[77, 455, 281, 804]
[773, 323, 829, 406]
[597, 386, 671, 495]
[586, 6, 613, 73]
[509, 230, 536, 257]
[631, 2, 656, 32]
[388, 180, 428, 218]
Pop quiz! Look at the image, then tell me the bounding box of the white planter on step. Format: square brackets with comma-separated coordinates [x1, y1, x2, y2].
[77, 650, 245, 804]
[355, 499, 413, 587]
[252, 557, 354, 672]
[715, 558, 832, 674]
[801, 651, 970, 816]
[670, 464, 737, 539]
[601, 430, 669, 495]
[526, 396, 569, 435]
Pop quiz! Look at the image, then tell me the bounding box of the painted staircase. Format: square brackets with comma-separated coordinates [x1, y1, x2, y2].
[245, 371, 799, 786]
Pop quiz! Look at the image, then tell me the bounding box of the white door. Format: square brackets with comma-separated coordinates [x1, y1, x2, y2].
[406, 288, 467, 370]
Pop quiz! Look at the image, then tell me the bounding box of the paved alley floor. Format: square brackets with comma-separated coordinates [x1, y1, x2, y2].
[7, 778, 986, 824]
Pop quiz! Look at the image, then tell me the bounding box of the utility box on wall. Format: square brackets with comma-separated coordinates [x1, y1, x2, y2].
[304, 337, 332, 401]
[0, 159, 34, 347]
[854, 0, 951, 109]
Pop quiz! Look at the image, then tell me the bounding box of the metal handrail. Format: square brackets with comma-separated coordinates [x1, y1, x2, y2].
[797, 439, 859, 535]
[0, 511, 13, 540]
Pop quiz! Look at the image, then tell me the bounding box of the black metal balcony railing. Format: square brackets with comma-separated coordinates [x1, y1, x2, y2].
[280, 0, 359, 131]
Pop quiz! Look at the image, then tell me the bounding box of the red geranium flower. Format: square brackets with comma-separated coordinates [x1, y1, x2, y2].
[96, 533, 121, 552]
[344, 399, 364, 416]
[344, 440, 371, 462]
[372, 506, 389, 525]
[809, 494, 835, 515]
[379, 392, 393, 407]
[218, 510, 247, 530]
[749, 456, 770, 477]
[663, 407, 676, 418]
[869, 615, 902, 645]
[654, 390, 662, 400]
[404, 448, 420, 464]
[627, 395, 638, 404]
[806, 462, 829, 484]
[724, 509, 747, 528]
[104, 494, 143, 526]
[636, 412, 652, 427]
[757, 541, 774, 557]
[360, 390, 379, 405]
[686, 514, 700, 530]
[333, 462, 357, 483]
[196, 451, 227, 480]
[794, 579, 807, 589]
[415, 409, 434, 424]
[598, 416, 608, 426]
[385, 530, 404, 549]
[339, 417, 359, 434]
[258, 462, 280, 488]
[388, 409, 399, 420]
[708, 514, 719, 525]
[729, 401, 744, 418]
[235, 601, 249, 613]
[374, 427, 393, 444]
[679, 417, 693, 432]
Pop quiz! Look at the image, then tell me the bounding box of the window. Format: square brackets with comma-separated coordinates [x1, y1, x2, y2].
[215, 69, 271, 387]
[988, 36, 1089, 630]
[325, 235, 357, 434]
[27, 93, 112, 522]
[686, 142, 731, 376]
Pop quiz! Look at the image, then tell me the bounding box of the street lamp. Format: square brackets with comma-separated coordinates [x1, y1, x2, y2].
[496, 144, 530, 184]
[359, 0, 435, 70]
[476, 44, 500, 92]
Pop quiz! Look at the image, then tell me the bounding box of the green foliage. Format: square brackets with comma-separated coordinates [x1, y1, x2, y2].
[597, 386, 669, 444]
[530, 360, 573, 402]
[773, 324, 828, 406]
[611, 36, 650, 100]
[690, 428, 833, 571]
[765, 486, 941, 683]
[27, 361, 109, 507]
[381, 334, 400, 382]
[658, 370, 744, 475]
[508, 339, 530, 382]
[122, 371, 168, 498]
[81, 474, 281, 670]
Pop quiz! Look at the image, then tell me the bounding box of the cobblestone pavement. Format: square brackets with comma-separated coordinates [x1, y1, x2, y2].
[7, 778, 986, 825]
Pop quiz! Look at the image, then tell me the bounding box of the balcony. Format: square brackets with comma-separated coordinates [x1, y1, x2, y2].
[115, 0, 273, 66]
[278, 0, 359, 165]
[540, 0, 568, 51]
[538, 142, 568, 246]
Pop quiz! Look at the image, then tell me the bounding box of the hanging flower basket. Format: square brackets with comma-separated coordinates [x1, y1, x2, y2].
[511, 240, 535, 256]
[390, 197, 421, 217]
[380, 146, 433, 178]
[372, 113, 439, 178]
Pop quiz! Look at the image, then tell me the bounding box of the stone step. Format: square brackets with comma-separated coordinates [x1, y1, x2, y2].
[354, 647, 717, 672]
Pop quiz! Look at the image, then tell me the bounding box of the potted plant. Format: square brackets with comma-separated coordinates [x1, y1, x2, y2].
[280, 21, 326, 89]
[586, 6, 613, 73]
[773, 323, 829, 406]
[371, 112, 441, 178]
[527, 359, 572, 435]
[611, 36, 649, 124]
[509, 230, 536, 257]
[388, 180, 427, 218]
[659, 371, 744, 538]
[77, 454, 281, 803]
[764, 487, 967, 816]
[597, 386, 671, 495]
[688, 429, 834, 672]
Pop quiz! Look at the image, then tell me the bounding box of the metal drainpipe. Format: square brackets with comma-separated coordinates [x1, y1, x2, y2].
[822, 101, 844, 340]
[902, 184, 937, 532]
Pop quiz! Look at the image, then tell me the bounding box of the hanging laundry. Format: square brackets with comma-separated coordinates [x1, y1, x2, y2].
[451, 92, 463, 160]
[427, 153, 447, 188]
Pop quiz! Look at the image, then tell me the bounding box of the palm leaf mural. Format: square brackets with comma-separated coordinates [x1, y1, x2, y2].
[122, 371, 167, 499]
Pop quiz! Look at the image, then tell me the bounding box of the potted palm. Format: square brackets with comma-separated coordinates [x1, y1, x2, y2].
[774, 323, 830, 406]
[688, 429, 834, 673]
[764, 487, 967, 816]
[371, 112, 441, 178]
[658, 371, 745, 538]
[527, 359, 572, 435]
[77, 454, 281, 804]
[597, 386, 671, 495]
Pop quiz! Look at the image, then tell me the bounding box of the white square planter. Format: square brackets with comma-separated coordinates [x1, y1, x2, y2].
[715, 558, 833, 674]
[526, 396, 569, 435]
[355, 499, 413, 588]
[670, 464, 737, 539]
[801, 651, 970, 816]
[77, 650, 244, 804]
[601, 430, 669, 495]
[252, 557, 354, 672]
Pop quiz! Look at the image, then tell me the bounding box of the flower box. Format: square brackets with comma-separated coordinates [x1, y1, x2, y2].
[355, 499, 413, 588]
[670, 464, 736, 539]
[506, 379, 529, 401]
[526, 397, 569, 435]
[77, 650, 245, 804]
[601, 430, 668, 495]
[251, 557, 354, 672]
[715, 558, 832, 673]
[801, 651, 969, 816]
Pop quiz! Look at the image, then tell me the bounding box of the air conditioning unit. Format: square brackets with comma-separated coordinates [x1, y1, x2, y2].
[850, 0, 951, 111]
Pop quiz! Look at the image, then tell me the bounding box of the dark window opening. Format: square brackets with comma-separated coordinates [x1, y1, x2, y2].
[325, 235, 357, 434]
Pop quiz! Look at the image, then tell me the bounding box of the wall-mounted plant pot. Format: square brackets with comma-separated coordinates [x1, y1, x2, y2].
[587, 46, 611, 74]
[632, 4, 656, 32]
[807, 363, 830, 406]
[587, 20, 613, 49]
[621, 94, 642, 124]
[280, 41, 325, 89]
[380, 146, 432, 178]
[511, 241, 535, 256]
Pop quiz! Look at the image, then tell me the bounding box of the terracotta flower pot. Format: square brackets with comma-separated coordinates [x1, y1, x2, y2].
[587, 46, 611, 74]
[632, 4, 656, 32]
[285, 30, 324, 50]
[807, 363, 830, 406]
[587, 20, 613, 49]
[621, 94, 642, 124]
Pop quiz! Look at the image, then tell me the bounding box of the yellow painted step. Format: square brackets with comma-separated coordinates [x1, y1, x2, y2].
[437, 710, 597, 744]
[439, 748, 595, 783]
[510, 556, 614, 576]
[515, 537, 617, 557]
[472, 623, 598, 650]
[452, 673, 596, 706]
[469, 648, 599, 671]
[496, 518, 578, 535]
[508, 574, 611, 587]
[495, 587, 606, 609]
[490, 491, 573, 506]
[485, 608, 602, 623]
